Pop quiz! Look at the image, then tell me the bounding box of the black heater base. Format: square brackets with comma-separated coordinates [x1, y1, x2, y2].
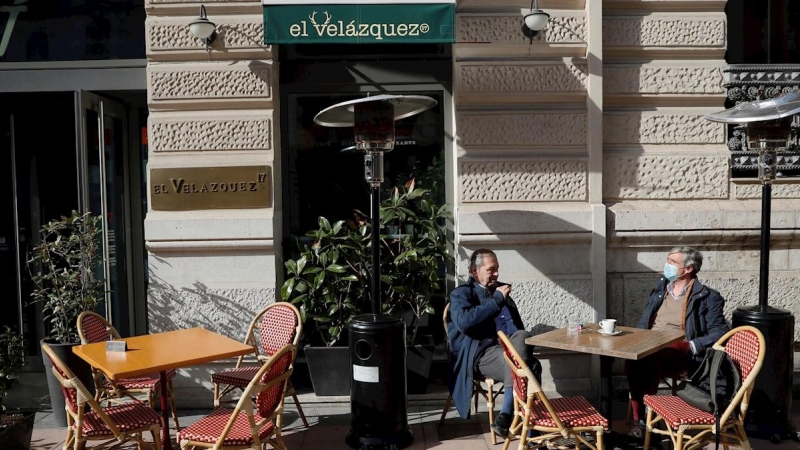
[345, 427, 414, 450]
[732, 305, 796, 444]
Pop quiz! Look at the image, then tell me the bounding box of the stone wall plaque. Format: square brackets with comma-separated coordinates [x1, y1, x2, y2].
[151, 166, 272, 211]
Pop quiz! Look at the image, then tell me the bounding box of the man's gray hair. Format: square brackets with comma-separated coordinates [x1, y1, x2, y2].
[669, 246, 703, 273]
[469, 249, 497, 270]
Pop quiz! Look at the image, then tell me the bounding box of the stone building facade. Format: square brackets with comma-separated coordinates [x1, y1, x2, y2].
[141, 0, 800, 404]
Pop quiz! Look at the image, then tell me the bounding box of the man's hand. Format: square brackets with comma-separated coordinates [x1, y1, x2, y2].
[497, 284, 511, 300]
[669, 340, 691, 354]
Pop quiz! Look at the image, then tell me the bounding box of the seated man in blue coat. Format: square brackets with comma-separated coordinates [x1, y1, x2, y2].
[447, 249, 541, 439]
[626, 246, 729, 438]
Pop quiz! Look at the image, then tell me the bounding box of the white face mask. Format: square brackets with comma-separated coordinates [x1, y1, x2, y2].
[663, 263, 680, 282]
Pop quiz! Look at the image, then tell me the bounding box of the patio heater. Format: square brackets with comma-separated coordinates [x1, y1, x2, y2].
[705, 91, 800, 443]
[314, 94, 437, 450]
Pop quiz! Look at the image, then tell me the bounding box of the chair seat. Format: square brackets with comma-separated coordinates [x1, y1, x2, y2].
[644, 395, 734, 428]
[526, 396, 608, 429]
[103, 368, 176, 390]
[81, 402, 162, 436]
[178, 407, 276, 446]
[211, 366, 259, 388]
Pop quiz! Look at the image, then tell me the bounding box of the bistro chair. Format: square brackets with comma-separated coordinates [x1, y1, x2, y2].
[643, 325, 765, 450]
[497, 330, 608, 450]
[77, 311, 181, 431]
[42, 342, 164, 450]
[438, 302, 503, 445]
[178, 344, 296, 450]
[626, 374, 683, 423]
[211, 301, 308, 427]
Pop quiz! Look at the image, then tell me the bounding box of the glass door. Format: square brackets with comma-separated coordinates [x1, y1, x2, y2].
[1, 92, 78, 362]
[77, 92, 132, 336]
[0, 115, 26, 338]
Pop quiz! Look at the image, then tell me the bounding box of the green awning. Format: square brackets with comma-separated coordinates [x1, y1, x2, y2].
[262, 1, 455, 44]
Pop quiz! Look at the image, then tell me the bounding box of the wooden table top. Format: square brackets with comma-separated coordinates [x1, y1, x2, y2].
[73, 327, 253, 380]
[525, 324, 684, 360]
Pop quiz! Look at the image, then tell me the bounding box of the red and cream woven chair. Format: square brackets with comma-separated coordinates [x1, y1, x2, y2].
[178, 344, 296, 450]
[211, 302, 307, 427]
[643, 326, 765, 450]
[438, 302, 503, 444]
[497, 330, 608, 450]
[42, 342, 164, 450]
[77, 311, 181, 431]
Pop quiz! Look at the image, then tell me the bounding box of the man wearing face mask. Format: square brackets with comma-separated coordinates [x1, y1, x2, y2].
[446, 249, 541, 439]
[625, 246, 729, 438]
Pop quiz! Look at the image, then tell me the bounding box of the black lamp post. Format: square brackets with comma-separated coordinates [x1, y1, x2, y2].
[314, 94, 437, 450]
[705, 91, 800, 443]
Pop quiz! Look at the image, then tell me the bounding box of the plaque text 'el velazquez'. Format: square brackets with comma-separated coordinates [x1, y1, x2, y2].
[150, 166, 272, 211]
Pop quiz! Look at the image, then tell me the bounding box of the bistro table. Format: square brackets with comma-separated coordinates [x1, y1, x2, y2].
[73, 327, 253, 450]
[525, 324, 683, 422]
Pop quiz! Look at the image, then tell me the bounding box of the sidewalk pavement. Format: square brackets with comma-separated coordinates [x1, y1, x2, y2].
[28, 388, 800, 450]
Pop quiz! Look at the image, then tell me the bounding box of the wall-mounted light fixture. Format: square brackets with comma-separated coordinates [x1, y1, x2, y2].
[188, 5, 217, 51]
[521, 0, 550, 42]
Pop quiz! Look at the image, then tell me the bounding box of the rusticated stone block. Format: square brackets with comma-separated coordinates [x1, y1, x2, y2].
[149, 114, 271, 152]
[604, 155, 728, 199]
[458, 63, 588, 93]
[148, 284, 274, 334]
[458, 15, 586, 44]
[458, 113, 586, 146]
[736, 183, 800, 199]
[460, 161, 587, 202]
[149, 63, 271, 101]
[605, 66, 725, 94]
[703, 277, 800, 339]
[147, 17, 267, 51]
[603, 16, 725, 47]
[511, 280, 594, 333]
[604, 113, 725, 144]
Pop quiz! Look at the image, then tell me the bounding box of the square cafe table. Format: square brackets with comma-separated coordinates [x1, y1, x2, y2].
[525, 324, 684, 422]
[73, 327, 254, 450]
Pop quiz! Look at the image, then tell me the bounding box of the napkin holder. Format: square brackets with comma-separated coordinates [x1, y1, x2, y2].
[106, 340, 127, 352]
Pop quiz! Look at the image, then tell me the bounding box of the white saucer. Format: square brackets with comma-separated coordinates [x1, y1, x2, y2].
[598, 330, 622, 336]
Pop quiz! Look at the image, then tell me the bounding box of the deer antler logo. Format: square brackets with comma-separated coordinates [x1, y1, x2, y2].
[308, 10, 331, 27]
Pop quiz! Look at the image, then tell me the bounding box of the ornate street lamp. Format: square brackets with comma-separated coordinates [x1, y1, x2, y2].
[314, 94, 437, 450]
[705, 91, 800, 442]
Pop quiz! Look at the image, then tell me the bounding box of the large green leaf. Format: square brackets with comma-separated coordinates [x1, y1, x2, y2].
[325, 264, 347, 273]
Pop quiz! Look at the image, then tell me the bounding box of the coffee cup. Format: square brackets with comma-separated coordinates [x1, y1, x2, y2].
[599, 319, 617, 333]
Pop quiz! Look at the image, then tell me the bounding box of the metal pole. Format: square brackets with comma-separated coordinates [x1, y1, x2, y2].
[759, 182, 771, 309]
[370, 184, 381, 315]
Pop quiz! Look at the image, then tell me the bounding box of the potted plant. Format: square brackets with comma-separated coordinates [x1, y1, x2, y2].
[0, 326, 35, 450]
[282, 178, 450, 395]
[379, 178, 451, 393]
[282, 216, 372, 395]
[27, 210, 105, 425]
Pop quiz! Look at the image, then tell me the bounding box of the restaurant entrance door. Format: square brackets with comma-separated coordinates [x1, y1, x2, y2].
[0, 90, 147, 363]
[0, 93, 78, 363]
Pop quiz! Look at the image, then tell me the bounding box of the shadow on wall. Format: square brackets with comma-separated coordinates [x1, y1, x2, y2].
[145, 252, 273, 339]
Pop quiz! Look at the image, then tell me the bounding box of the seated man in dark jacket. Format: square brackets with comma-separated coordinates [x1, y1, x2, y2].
[626, 246, 729, 437]
[447, 249, 541, 439]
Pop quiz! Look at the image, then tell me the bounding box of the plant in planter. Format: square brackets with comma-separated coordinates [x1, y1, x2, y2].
[282, 216, 372, 348]
[379, 179, 451, 393]
[282, 216, 372, 395]
[0, 326, 25, 411]
[28, 210, 105, 345]
[0, 326, 35, 450]
[282, 177, 450, 395]
[26, 210, 105, 425]
[379, 178, 451, 343]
